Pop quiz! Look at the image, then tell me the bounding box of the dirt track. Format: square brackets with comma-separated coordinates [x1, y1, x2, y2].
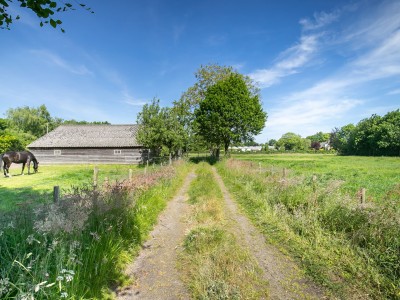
[117, 166, 326, 299]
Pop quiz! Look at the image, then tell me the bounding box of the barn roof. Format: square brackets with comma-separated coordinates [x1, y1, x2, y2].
[28, 124, 141, 148]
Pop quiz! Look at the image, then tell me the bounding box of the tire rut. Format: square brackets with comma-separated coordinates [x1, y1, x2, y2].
[116, 172, 196, 300]
[212, 167, 327, 300]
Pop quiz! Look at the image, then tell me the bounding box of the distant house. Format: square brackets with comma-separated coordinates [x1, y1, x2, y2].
[28, 124, 147, 164]
[230, 146, 263, 152]
[320, 141, 331, 151]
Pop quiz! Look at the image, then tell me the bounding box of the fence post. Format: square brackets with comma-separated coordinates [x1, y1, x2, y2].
[93, 166, 99, 188]
[360, 188, 366, 204]
[53, 186, 60, 203]
[129, 169, 133, 181]
[283, 168, 287, 179]
[169, 153, 172, 165]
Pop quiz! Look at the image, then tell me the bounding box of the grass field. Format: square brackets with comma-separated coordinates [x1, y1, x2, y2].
[218, 154, 400, 298]
[0, 164, 140, 211]
[233, 153, 400, 201]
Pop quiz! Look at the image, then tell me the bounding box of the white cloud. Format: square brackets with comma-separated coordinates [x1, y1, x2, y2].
[255, 1, 400, 141]
[30, 50, 93, 76]
[249, 35, 319, 88]
[299, 10, 340, 31]
[122, 90, 148, 106]
[387, 89, 400, 95]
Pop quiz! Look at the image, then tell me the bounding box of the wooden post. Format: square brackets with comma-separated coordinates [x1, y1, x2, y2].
[283, 168, 287, 179]
[53, 186, 60, 203]
[259, 162, 262, 174]
[361, 188, 366, 204]
[93, 166, 99, 188]
[129, 169, 133, 182]
[169, 153, 172, 165]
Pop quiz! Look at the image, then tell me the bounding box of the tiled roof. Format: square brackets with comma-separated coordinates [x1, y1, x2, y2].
[28, 124, 141, 148]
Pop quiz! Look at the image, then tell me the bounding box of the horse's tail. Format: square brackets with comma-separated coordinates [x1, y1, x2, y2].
[0, 154, 3, 171]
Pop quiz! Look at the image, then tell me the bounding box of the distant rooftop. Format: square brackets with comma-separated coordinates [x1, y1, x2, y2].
[28, 124, 141, 148]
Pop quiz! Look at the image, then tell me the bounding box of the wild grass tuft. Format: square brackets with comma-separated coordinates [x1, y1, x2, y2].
[0, 162, 189, 299]
[217, 158, 400, 299]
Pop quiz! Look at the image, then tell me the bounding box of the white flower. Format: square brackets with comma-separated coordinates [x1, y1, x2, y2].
[60, 291, 68, 298]
[7, 221, 14, 228]
[56, 276, 64, 281]
[65, 274, 73, 282]
[26, 235, 35, 245]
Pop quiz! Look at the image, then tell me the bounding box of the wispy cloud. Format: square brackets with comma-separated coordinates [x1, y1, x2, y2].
[264, 96, 361, 138]
[249, 8, 341, 89]
[257, 1, 400, 141]
[173, 24, 185, 42]
[299, 10, 340, 31]
[249, 34, 319, 88]
[31, 50, 93, 75]
[121, 90, 148, 106]
[387, 89, 400, 95]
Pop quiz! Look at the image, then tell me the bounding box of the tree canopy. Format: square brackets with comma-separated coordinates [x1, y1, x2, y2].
[0, 104, 111, 152]
[330, 110, 400, 156]
[276, 132, 305, 151]
[194, 73, 266, 158]
[0, 0, 93, 32]
[136, 98, 186, 157]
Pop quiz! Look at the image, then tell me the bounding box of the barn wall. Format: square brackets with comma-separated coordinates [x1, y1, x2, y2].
[29, 148, 148, 164]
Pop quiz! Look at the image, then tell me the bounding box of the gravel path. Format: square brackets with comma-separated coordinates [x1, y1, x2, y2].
[116, 172, 196, 300]
[212, 167, 327, 300]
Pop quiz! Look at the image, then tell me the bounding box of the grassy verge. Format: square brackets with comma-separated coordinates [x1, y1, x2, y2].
[217, 159, 400, 299]
[178, 162, 268, 299]
[0, 162, 190, 299]
[0, 164, 142, 211]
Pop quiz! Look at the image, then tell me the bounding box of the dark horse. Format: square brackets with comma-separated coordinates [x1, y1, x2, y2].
[0, 151, 39, 177]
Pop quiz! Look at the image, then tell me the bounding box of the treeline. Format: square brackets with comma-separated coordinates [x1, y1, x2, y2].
[330, 109, 400, 156]
[0, 104, 109, 152]
[269, 109, 400, 156]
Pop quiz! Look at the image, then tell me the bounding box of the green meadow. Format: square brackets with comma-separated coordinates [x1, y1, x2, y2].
[0, 164, 140, 211]
[233, 153, 400, 201]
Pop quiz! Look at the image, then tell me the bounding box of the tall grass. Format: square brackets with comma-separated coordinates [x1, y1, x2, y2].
[233, 153, 400, 200]
[0, 162, 189, 299]
[178, 163, 268, 299]
[217, 159, 400, 299]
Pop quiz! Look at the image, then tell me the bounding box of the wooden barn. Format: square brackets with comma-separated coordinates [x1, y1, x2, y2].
[27, 124, 147, 164]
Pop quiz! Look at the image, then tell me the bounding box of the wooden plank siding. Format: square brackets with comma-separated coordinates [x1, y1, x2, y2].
[29, 148, 148, 165]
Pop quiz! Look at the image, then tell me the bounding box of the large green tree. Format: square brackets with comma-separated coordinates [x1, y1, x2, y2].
[0, 0, 93, 32]
[194, 73, 266, 158]
[276, 132, 305, 151]
[136, 98, 186, 158]
[173, 63, 259, 152]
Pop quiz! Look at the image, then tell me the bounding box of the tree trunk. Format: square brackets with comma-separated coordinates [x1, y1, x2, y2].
[215, 148, 220, 160]
[224, 142, 230, 157]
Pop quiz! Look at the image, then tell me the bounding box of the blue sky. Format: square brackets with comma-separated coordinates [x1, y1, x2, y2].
[0, 0, 399, 142]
